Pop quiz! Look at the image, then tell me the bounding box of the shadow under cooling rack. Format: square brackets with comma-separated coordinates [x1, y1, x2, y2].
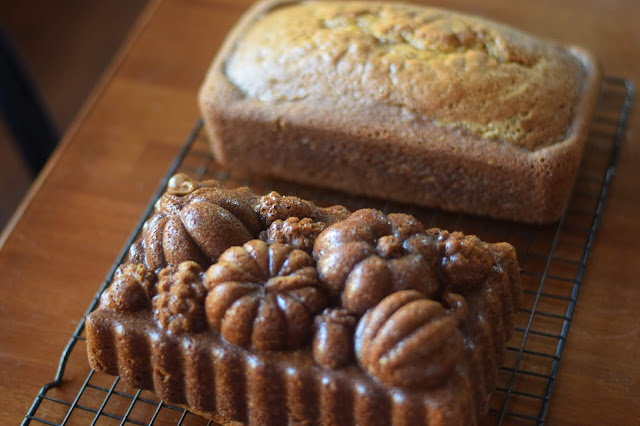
[23, 76, 634, 426]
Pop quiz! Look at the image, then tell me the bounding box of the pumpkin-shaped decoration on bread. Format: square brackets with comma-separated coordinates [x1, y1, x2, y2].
[204, 240, 326, 351]
[312, 308, 357, 369]
[153, 261, 207, 334]
[131, 174, 262, 270]
[313, 209, 440, 315]
[100, 263, 156, 312]
[439, 231, 495, 294]
[355, 290, 466, 389]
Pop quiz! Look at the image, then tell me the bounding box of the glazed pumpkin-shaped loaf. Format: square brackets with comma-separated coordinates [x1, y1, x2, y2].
[314, 209, 440, 314]
[204, 240, 327, 351]
[87, 195, 522, 425]
[355, 290, 467, 388]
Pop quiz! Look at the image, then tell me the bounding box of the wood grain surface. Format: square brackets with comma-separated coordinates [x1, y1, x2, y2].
[1, 0, 638, 424]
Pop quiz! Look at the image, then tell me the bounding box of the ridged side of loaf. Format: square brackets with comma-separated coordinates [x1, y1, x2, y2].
[87, 241, 520, 425]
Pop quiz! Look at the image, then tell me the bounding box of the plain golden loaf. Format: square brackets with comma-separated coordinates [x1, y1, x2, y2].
[198, 0, 602, 223]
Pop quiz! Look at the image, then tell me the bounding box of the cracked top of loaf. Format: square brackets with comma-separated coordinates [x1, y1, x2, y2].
[225, 1, 586, 150]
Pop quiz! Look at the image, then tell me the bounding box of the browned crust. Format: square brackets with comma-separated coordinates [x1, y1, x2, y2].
[87, 310, 473, 425]
[198, 0, 602, 224]
[87, 242, 519, 425]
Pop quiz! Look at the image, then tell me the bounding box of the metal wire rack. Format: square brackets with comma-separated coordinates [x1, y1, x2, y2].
[23, 76, 633, 426]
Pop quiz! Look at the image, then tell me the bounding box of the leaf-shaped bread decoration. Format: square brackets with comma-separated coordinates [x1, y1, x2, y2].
[204, 240, 326, 351]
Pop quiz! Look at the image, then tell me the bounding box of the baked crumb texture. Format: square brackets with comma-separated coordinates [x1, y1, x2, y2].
[87, 174, 521, 425]
[198, 0, 601, 223]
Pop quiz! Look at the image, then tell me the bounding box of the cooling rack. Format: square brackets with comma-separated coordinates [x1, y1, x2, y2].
[23, 76, 633, 426]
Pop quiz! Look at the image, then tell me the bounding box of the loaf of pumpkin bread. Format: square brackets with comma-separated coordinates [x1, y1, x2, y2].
[87, 174, 522, 425]
[198, 0, 601, 223]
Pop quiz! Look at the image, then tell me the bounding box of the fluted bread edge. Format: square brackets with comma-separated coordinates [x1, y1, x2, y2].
[87, 242, 520, 425]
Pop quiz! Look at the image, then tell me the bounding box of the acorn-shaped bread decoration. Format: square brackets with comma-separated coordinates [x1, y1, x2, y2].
[355, 290, 466, 389]
[204, 240, 327, 351]
[153, 261, 207, 334]
[439, 231, 495, 294]
[132, 174, 262, 270]
[313, 209, 440, 315]
[312, 308, 357, 369]
[100, 263, 156, 312]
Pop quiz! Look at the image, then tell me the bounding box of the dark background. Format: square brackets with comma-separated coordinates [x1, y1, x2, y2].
[0, 0, 148, 228]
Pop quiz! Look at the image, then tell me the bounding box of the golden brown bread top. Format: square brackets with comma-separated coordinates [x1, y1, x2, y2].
[226, 1, 586, 150]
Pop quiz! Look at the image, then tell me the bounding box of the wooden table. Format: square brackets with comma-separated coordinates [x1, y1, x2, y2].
[1, 0, 638, 424]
